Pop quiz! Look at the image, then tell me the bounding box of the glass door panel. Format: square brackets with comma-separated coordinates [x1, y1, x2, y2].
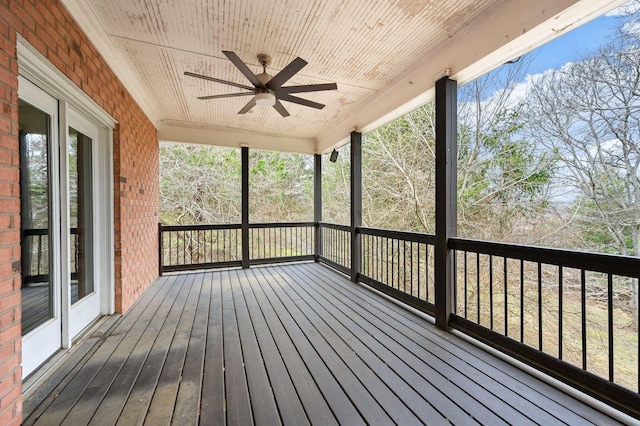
[68, 128, 94, 304]
[19, 76, 62, 378]
[19, 100, 53, 335]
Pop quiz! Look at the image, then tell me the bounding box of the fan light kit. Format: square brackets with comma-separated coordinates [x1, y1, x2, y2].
[185, 51, 338, 117]
[255, 91, 276, 106]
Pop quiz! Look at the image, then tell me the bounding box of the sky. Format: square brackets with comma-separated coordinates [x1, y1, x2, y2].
[524, 2, 638, 75]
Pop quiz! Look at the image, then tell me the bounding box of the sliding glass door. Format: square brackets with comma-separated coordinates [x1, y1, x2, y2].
[19, 77, 110, 378]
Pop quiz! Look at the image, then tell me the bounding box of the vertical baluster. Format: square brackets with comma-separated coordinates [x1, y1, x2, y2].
[403, 240, 407, 293]
[608, 273, 614, 383]
[559, 266, 563, 360]
[392, 238, 396, 289]
[417, 243, 422, 300]
[425, 244, 429, 302]
[464, 251, 468, 319]
[504, 257, 508, 336]
[489, 254, 494, 330]
[581, 269, 587, 370]
[410, 241, 414, 297]
[538, 262, 543, 351]
[520, 259, 524, 343]
[477, 253, 481, 325]
[386, 237, 390, 287]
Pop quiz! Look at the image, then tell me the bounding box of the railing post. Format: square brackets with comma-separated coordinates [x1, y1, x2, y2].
[350, 131, 362, 282]
[435, 76, 457, 330]
[158, 222, 163, 276]
[241, 146, 250, 268]
[314, 154, 322, 262]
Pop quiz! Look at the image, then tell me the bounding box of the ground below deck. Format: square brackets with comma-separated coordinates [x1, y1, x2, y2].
[23, 262, 621, 425]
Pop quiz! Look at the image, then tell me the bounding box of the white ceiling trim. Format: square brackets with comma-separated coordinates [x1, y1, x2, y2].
[157, 120, 317, 154]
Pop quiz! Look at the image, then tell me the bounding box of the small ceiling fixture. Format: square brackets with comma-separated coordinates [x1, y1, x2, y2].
[329, 149, 339, 163]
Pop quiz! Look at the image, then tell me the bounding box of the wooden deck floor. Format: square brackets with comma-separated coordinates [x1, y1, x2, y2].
[23, 262, 622, 425]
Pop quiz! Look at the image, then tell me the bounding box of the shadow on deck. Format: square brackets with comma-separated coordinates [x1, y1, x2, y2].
[23, 262, 622, 425]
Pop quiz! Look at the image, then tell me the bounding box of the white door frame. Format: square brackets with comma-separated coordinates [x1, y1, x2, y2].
[18, 37, 116, 377]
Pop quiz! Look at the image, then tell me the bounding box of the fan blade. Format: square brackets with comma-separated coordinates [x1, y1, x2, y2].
[273, 100, 290, 117]
[266, 57, 307, 90]
[277, 83, 337, 95]
[279, 94, 325, 109]
[223, 51, 264, 88]
[185, 71, 254, 91]
[197, 92, 255, 100]
[238, 97, 257, 114]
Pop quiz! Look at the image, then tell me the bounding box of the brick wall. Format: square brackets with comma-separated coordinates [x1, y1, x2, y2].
[0, 1, 160, 424]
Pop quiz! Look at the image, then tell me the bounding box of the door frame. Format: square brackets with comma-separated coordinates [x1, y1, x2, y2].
[18, 36, 116, 377]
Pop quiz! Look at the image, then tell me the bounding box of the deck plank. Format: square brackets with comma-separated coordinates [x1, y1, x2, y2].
[24, 263, 626, 426]
[143, 273, 202, 426]
[28, 275, 175, 426]
[220, 270, 254, 425]
[254, 267, 415, 424]
[248, 268, 366, 426]
[171, 272, 210, 425]
[305, 262, 609, 425]
[228, 269, 281, 426]
[246, 268, 338, 425]
[239, 268, 310, 425]
[252, 269, 394, 424]
[280, 264, 489, 425]
[73, 274, 186, 426]
[272, 265, 449, 425]
[199, 272, 226, 424]
[115, 273, 191, 426]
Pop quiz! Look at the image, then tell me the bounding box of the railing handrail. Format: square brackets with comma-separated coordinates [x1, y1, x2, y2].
[160, 223, 241, 232]
[450, 237, 640, 278]
[318, 221, 350, 232]
[249, 221, 315, 229]
[359, 226, 436, 244]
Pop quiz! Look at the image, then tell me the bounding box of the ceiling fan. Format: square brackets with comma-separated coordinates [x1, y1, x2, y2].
[185, 51, 338, 117]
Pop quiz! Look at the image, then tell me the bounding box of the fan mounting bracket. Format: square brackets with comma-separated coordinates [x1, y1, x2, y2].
[257, 54, 272, 67]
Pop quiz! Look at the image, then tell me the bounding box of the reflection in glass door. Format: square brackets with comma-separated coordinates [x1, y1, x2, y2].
[19, 77, 63, 378]
[19, 100, 53, 335]
[68, 128, 93, 304]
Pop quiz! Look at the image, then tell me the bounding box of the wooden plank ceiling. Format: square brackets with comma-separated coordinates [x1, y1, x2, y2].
[61, 0, 622, 154]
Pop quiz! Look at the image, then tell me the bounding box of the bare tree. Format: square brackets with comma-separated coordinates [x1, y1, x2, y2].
[524, 33, 640, 327]
[456, 57, 557, 242]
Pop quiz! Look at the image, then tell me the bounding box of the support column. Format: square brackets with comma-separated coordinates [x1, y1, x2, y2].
[241, 146, 250, 268]
[350, 131, 362, 282]
[314, 154, 322, 262]
[435, 76, 457, 330]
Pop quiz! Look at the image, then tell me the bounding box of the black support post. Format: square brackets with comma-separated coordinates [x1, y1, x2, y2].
[350, 131, 362, 283]
[435, 76, 457, 330]
[241, 146, 250, 268]
[314, 154, 322, 262]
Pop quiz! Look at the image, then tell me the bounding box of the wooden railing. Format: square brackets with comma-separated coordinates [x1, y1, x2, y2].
[359, 227, 436, 316]
[159, 222, 314, 273]
[318, 222, 351, 274]
[449, 238, 640, 415]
